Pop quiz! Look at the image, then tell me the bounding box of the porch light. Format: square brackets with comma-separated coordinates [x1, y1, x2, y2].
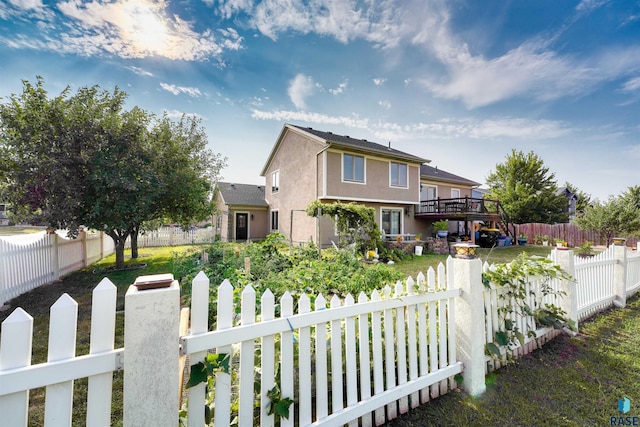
[453, 243, 479, 259]
[612, 237, 627, 246]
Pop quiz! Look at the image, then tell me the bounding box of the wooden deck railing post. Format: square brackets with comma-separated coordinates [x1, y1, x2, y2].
[123, 274, 180, 427]
[453, 255, 485, 396]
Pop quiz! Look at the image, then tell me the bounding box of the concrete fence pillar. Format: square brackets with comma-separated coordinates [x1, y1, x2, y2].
[613, 243, 627, 308]
[124, 274, 180, 427]
[453, 256, 486, 396]
[554, 249, 578, 333]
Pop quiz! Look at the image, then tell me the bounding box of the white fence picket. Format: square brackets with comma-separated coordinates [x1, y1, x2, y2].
[214, 279, 234, 427]
[187, 272, 209, 427]
[280, 292, 295, 427]
[298, 293, 312, 426]
[239, 285, 256, 427]
[357, 292, 373, 427]
[314, 294, 329, 421]
[330, 295, 344, 416]
[382, 285, 398, 420]
[86, 278, 117, 427]
[394, 281, 409, 414]
[370, 290, 385, 426]
[405, 277, 419, 409]
[44, 293, 78, 426]
[0, 308, 33, 426]
[344, 294, 358, 427]
[260, 289, 276, 427]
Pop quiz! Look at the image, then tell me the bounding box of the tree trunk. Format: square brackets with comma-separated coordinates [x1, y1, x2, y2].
[131, 225, 139, 259]
[108, 229, 130, 270]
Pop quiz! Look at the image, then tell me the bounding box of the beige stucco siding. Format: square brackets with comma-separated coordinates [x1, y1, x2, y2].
[264, 129, 325, 244]
[324, 150, 420, 203]
[421, 179, 474, 199]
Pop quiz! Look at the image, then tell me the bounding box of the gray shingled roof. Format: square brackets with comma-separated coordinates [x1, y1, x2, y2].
[420, 164, 480, 186]
[291, 124, 429, 164]
[217, 182, 268, 207]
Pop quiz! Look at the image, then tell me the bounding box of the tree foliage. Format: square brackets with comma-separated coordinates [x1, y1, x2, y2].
[486, 149, 567, 224]
[572, 194, 640, 245]
[0, 77, 226, 268]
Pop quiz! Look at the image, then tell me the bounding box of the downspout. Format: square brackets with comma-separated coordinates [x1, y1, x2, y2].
[315, 145, 330, 248]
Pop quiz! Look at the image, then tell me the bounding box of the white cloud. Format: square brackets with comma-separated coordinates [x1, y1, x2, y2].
[251, 109, 369, 129]
[373, 78, 386, 86]
[287, 73, 316, 109]
[575, 0, 609, 12]
[126, 65, 153, 77]
[378, 100, 391, 109]
[163, 109, 203, 120]
[329, 80, 348, 95]
[622, 76, 640, 93]
[47, 0, 243, 61]
[160, 83, 202, 97]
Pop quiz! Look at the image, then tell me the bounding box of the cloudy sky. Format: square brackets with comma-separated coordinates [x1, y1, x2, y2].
[1, 0, 639, 201]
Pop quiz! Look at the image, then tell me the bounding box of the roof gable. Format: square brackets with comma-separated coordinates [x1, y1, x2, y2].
[217, 182, 268, 207]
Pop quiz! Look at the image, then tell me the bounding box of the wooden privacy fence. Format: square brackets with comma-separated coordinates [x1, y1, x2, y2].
[0, 231, 114, 306]
[2, 245, 640, 426]
[515, 222, 639, 248]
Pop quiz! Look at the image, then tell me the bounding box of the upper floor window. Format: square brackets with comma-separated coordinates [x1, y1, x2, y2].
[343, 154, 365, 183]
[271, 170, 280, 193]
[390, 162, 408, 187]
[451, 188, 460, 199]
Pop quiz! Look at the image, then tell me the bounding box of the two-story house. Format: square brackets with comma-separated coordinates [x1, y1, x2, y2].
[261, 124, 431, 246]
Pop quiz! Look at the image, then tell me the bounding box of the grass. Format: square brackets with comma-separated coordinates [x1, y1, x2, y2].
[1, 241, 626, 426]
[392, 244, 554, 279]
[0, 225, 47, 235]
[386, 295, 640, 426]
[0, 245, 201, 427]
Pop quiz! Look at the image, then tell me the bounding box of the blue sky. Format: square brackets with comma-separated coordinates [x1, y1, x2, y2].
[1, 0, 639, 201]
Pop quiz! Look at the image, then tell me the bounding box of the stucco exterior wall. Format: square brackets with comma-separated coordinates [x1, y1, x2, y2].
[264, 129, 325, 244]
[323, 150, 420, 203]
[421, 180, 474, 199]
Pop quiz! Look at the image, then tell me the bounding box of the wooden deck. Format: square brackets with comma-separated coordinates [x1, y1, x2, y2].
[415, 197, 500, 220]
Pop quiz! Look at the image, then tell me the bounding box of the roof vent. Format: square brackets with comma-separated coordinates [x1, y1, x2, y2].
[435, 166, 438, 173]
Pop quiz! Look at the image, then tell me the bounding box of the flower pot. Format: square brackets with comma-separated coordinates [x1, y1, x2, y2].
[517, 238, 527, 246]
[437, 230, 448, 238]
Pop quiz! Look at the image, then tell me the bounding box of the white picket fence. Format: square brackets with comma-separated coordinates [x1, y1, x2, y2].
[0, 231, 115, 306]
[0, 227, 215, 306]
[181, 268, 461, 427]
[482, 252, 561, 368]
[2, 245, 640, 426]
[126, 227, 215, 248]
[0, 278, 121, 426]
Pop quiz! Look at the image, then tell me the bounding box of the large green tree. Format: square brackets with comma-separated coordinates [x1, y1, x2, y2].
[0, 78, 225, 268]
[572, 194, 640, 245]
[486, 149, 567, 224]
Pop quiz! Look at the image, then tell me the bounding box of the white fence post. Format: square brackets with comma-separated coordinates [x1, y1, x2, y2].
[453, 255, 485, 396]
[554, 249, 578, 332]
[613, 242, 628, 308]
[50, 232, 60, 281]
[123, 274, 180, 427]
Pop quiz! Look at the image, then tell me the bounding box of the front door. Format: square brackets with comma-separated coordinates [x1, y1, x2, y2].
[236, 213, 248, 241]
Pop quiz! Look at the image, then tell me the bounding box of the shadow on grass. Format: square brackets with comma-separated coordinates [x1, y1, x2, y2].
[386, 295, 640, 426]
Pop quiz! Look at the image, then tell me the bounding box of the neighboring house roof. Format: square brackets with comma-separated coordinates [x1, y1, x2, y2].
[261, 123, 429, 175]
[556, 186, 578, 200]
[420, 164, 480, 187]
[217, 182, 268, 207]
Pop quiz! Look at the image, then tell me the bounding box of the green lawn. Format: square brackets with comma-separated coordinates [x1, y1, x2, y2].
[387, 295, 640, 426]
[0, 225, 47, 235]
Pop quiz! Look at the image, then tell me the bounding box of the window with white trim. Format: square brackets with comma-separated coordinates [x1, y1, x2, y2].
[343, 154, 365, 182]
[451, 188, 460, 199]
[270, 210, 279, 231]
[381, 208, 402, 235]
[271, 170, 280, 193]
[390, 162, 408, 187]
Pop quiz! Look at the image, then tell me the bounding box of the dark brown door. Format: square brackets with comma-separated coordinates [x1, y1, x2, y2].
[236, 213, 248, 240]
